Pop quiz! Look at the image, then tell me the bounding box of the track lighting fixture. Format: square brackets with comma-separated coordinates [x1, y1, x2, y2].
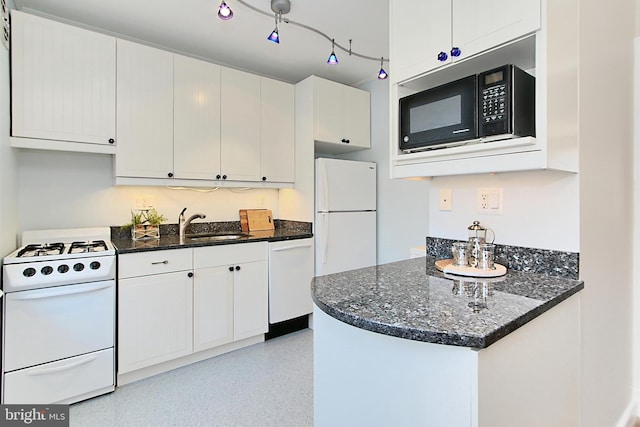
[217, 1, 233, 20]
[377, 57, 388, 80]
[221, 0, 388, 79]
[327, 39, 338, 65]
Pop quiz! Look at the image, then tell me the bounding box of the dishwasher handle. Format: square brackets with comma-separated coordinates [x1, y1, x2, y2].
[271, 243, 313, 252]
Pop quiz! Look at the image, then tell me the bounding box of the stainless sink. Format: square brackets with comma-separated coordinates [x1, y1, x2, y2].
[186, 233, 250, 242]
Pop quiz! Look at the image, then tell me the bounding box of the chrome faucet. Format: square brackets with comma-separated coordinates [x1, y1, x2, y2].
[179, 207, 206, 240]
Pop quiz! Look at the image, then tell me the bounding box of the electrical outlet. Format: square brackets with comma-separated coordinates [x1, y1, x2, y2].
[478, 188, 503, 214]
[439, 189, 452, 211]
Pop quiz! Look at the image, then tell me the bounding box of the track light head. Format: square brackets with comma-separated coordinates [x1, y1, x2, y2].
[327, 39, 338, 65]
[377, 57, 388, 79]
[218, 1, 233, 20]
[267, 28, 279, 43]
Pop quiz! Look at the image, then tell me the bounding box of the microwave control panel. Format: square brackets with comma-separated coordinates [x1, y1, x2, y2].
[478, 64, 535, 138]
[481, 85, 507, 124]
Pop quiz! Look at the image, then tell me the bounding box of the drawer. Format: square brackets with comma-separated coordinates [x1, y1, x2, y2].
[194, 242, 268, 269]
[4, 348, 114, 404]
[118, 249, 192, 278]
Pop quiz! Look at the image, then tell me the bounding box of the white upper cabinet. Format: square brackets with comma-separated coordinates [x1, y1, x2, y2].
[220, 68, 261, 182]
[452, 0, 540, 62]
[173, 55, 222, 181]
[10, 11, 116, 153]
[390, 0, 541, 83]
[389, 0, 451, 84]
[260, 78, 295, 183]
[313, 76, 371, 154]
[115, 39, 174, 179]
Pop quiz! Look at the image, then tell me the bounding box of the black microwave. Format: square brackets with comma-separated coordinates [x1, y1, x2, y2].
[399, 64, 535, 152]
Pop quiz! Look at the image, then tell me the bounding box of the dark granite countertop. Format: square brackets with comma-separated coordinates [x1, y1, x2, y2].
[112, 220, 312, 254]
[311, 256, 583, 349]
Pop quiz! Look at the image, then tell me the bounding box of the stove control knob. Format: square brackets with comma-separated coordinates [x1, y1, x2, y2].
[73, 263, 84, 272]
[41, 266, 53, 275]
[90, 261, 101, 270]
[23, 267, 36, 277]
[58, 264, 69, 274]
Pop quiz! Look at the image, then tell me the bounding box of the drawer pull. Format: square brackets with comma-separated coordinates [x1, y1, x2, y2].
[151, 260, 169, 265]
[28, 354, 98, 376]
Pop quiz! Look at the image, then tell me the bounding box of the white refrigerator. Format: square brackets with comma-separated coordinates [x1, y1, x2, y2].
[315, 158, 377, 276]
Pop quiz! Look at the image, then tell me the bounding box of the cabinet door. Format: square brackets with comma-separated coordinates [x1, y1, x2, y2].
[220, 68, 261, 182]
[174, 55, 222, 180]
[11, 11, 116, 145]
[118, 271, 193, 374]
[233, 260, 269, 341]
[452, 0, 540, 60]
[260, 78, 294, 183]
[344, 87, 371, 149]
[389, 0, 452, 82]
[313, 77, 345, 145]
[193, 266, 234, 352]
[115, 40, 174, 178]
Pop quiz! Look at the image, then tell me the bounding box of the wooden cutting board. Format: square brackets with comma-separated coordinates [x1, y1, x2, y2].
[239, 209, 274, 232]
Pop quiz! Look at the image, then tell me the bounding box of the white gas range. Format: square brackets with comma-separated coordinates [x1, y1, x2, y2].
[2, 227, 116, 404]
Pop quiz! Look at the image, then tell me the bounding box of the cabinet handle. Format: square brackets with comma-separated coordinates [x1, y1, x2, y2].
[437, 51, 448, 62]
[229, 266, 234, 272]
[188, 272, 194, 278]
[222, 175, 227, 180]
[108, 138, 115, 144]
[450, 47, 461, 57]
[216, 174, 221, 179]
[262, 176, 267, 181]
[235, 265, 241, 271]
[151, 260, 169, 265]
[168, 172, 174, 178]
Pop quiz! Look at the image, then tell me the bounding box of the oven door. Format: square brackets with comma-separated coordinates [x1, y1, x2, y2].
[3, 280, 115, 372]
[399, 75, 478, 151]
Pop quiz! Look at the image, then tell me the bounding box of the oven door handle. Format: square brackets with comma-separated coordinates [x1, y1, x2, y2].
[8, 281, 113, 300]
[27, 354, 98, 376]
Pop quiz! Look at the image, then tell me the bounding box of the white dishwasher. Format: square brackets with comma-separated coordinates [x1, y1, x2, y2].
[268, 238, 314, 324]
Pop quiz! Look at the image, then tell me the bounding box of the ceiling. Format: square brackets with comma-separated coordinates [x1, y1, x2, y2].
[14, 0, 390, 86]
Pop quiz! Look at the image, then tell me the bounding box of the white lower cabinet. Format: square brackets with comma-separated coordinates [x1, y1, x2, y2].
[233, 260, 269, 340]
[193, 265, 234, 352]
[118, 243, 269, 381]
[193, 242, 269, 344]
[118, 270, 194, 374]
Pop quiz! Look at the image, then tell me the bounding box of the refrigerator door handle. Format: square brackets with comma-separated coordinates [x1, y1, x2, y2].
[323, 214, 330, 265]
[322, 160, 329, 211]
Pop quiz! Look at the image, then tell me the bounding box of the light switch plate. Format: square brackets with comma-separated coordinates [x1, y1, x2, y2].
[439, 189, 452, 211]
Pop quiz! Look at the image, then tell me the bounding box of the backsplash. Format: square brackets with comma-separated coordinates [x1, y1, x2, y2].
[111, 219, 312, 240]
[425, 237, 579, 280]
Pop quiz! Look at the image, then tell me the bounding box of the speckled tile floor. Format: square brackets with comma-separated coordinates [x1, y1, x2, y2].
[69, 329, 313, 427]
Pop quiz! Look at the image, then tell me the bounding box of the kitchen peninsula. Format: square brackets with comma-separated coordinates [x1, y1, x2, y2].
[312, 256, 583, 427]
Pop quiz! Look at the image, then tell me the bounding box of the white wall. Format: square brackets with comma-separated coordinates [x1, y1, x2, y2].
[579, 1, 635, 425]
[16, 149, 279, 239]
[428, 171, 579, 251]
[337, 79, 431, 264]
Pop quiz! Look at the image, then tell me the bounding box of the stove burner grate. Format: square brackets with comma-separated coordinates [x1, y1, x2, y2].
[69, 240, 108, 254]
[17, 243, 65, 258]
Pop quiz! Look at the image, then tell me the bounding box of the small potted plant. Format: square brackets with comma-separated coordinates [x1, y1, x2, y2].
[124, 208, 167, 240]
